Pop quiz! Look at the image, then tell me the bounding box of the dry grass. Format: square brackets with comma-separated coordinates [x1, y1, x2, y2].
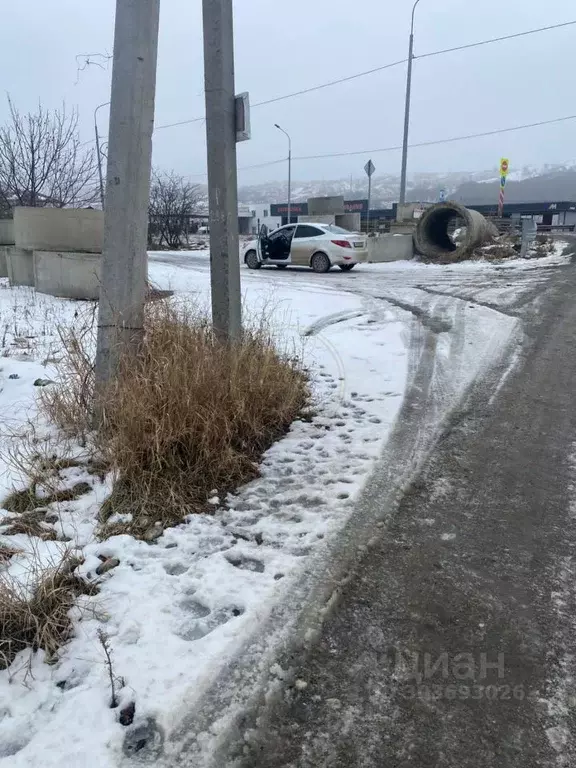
[0, 553, 95, 670]
[42, 300, 309, 538]
[1, 511, 58, 541]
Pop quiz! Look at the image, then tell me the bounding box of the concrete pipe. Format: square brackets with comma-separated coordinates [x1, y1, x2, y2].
[414, 202, 497, 262]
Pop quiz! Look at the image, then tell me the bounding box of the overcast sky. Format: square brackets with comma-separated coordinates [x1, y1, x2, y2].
[3, 0, 575, 188]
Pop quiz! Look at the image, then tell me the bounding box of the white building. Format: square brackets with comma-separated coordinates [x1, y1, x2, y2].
[246, 203, 282, 235]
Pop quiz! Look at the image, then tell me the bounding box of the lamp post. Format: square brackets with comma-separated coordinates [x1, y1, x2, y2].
[275, 123, 291, 224]
[94, 101, 110, 209]
[399, 0, 422, 208]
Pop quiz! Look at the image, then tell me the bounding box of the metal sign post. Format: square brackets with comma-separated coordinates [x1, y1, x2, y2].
[364, 159, 375, 233]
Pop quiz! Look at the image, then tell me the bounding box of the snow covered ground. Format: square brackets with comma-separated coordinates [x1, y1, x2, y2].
[0, 247, 571, 766]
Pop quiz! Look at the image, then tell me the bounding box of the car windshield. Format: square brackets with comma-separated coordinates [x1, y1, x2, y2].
[324, 224, 353, 234]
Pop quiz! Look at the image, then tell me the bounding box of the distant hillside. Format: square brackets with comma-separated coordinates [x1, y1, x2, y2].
[237, 170, 496, 208]
[237, 163, 576, 207]
[452, 171, 576, 205]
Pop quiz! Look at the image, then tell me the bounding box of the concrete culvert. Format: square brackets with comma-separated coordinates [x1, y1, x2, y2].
[414, 202, 498, 263]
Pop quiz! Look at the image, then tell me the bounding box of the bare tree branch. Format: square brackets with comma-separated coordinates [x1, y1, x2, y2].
[0, 96, 99, 211]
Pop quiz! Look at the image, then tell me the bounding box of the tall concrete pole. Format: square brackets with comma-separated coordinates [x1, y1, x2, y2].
[202, 0, 242, 342]
[399, 0, 421, 208]
[94, 0, 160, 392]
[275, 124, 292, 224]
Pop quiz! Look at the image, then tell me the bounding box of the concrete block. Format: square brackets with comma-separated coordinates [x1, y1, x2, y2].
[0, 219, 14, 245]
[0, 246, 9, 278]
[367, 234, 414, 263]
[34, 251, 102, 300]
[6, 247, 34, 286]
[14, 207, 103, 253]
[308, 196, 345, 216]
[336, 213, 361, 232]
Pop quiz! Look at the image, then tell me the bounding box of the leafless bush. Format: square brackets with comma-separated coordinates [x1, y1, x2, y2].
[41, 301, 309, 538]
[0, 96, 99, 211]
[148, 170, 202, 249]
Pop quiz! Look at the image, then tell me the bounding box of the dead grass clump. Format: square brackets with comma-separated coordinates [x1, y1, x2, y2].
[1, 511, 58, 541]
[43, 301, 309, 538]
[0, 555, 94, 670]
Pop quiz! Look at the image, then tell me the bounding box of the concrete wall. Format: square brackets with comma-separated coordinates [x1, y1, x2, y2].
[0, 219, 14, 245]
[298, 214, 335, 225]
[34, 251, 101, 300]
[14, 207, 103, 253]
[0, 247, 9, 278]
[367, 233, 414, 263]
[6, 247, 34, 286]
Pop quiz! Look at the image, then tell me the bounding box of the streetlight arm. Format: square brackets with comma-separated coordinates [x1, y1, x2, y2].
[410, 0, 422, 36]
[94, 101, 111, 126]
[274, 123, 291, 152]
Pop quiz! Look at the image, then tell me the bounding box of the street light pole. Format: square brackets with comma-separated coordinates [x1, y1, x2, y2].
[94, 101, 109, 210]
[399, 0, 421, 208]
[275, 124, 291, 224]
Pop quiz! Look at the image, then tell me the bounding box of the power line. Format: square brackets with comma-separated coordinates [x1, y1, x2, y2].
[416, 19, 576, 61]
[251, 58, 408, 108]
[155, 115, 205, 131]
[149, 19, 576, 131]
[182, 157, 287, 182]
[186, 113, 576, 180]
[256, 114, 576, 164]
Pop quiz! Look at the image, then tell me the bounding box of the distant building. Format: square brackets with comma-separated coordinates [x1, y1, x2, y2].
[237, 203, 281, 235]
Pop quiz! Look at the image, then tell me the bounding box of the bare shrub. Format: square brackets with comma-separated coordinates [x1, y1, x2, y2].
[42, 301, 309, 538]
[40, 306, 97, 440]
[148, 170, 202, 249]
[0, 552, 94, 670]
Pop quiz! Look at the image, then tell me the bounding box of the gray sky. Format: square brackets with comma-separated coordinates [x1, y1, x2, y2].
[3, 0, 575, 186]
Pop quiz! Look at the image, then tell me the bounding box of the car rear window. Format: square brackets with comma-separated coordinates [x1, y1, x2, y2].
[295, 225, 324, 238]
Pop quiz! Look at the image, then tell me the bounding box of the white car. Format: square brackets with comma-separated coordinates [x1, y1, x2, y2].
[243, 222, 368, 273]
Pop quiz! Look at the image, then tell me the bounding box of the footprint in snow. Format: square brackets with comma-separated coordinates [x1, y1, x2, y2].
[226, 554, 265, 573]
[163, 562, 189, 576]
[175, 602, 245, 642]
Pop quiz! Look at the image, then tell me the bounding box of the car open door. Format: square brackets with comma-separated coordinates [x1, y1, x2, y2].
[257, 224, 269, 261]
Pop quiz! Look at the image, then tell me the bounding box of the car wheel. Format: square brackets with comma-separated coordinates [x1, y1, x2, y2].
[245, 250, 261, 269]
[310, 252, 331, 273]
[276, 264, 288, 269]
[339, 264, 355, 271]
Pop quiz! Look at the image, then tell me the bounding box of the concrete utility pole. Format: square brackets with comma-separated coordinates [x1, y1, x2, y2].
[202, 0, 242, 342]
[275, 124, 292, 224]
[399, 0, 422, 207]
[94, 101, 109, 210]
[94, 0, 161, 392]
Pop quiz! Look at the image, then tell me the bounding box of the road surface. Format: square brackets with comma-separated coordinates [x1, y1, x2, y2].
[226, 258, 576, 767]
[147, 250, 576, 768]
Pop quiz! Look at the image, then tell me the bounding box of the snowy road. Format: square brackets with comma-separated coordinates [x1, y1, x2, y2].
[1, 249, 573, 768]
[227, 254, 576, 768]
